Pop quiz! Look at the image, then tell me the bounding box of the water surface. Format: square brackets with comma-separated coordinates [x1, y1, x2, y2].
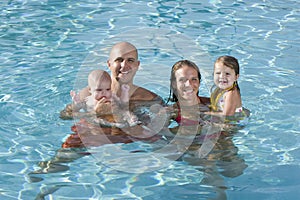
[0, 0, 299, 199]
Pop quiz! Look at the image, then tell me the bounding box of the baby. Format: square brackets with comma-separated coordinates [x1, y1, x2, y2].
[68, 69, 139, 127]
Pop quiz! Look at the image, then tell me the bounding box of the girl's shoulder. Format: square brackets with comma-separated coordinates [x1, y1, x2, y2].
[224, 87, 240, 98]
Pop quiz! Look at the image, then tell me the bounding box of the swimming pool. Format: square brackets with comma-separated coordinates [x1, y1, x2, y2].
[1, 0, 299, 199]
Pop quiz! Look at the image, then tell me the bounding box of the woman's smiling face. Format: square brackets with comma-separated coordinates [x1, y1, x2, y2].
[174, 65, 200, 102]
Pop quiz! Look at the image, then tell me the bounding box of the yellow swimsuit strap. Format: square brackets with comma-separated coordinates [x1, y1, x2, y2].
[210, 82, 237, 111]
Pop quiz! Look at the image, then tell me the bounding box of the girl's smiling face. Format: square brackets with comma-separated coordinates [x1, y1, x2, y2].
[174, 65, 200, 102]
[214, 61, 239, 90]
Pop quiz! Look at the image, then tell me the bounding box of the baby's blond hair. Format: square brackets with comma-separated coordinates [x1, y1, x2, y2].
[88, 70, 111, 88]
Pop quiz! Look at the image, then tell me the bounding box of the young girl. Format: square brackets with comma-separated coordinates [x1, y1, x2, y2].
[210, 56, 243, 116]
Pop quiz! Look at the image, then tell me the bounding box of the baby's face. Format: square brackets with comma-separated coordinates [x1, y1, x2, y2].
[90, 80, 112, 103]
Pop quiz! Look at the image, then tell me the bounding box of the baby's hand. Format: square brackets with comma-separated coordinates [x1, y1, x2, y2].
[120, 84, 130, 103]
[94, 98, 113, 115]
[121, 84, 130, 92]
[70, 90, 81, 103]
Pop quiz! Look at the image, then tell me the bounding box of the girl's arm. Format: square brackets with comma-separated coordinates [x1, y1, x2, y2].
[222, 89, 241, 116]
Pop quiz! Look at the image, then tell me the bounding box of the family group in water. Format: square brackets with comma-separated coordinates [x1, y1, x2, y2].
[59, 41, 249, 148]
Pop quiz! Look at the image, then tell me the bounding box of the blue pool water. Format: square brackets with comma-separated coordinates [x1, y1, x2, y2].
[1, 0, 299, 199]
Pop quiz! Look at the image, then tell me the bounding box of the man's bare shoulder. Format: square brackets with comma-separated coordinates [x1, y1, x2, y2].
[131, 86, 162, 101]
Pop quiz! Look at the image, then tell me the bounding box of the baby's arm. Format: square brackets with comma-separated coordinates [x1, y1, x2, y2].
[85, 95, 96, 112]
[70, 90, 86, 112]
[70, 90, 80, 103]
[120, 84, 130, 104]
[119, 84, 141, 125]
[59, 91, 87, 119]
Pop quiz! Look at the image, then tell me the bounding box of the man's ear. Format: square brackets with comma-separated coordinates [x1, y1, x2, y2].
[107, 60, 111, 69]
[236, 74, 240, 80]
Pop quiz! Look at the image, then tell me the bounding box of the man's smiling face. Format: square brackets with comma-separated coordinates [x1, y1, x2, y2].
[108, 42, 140, 84]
